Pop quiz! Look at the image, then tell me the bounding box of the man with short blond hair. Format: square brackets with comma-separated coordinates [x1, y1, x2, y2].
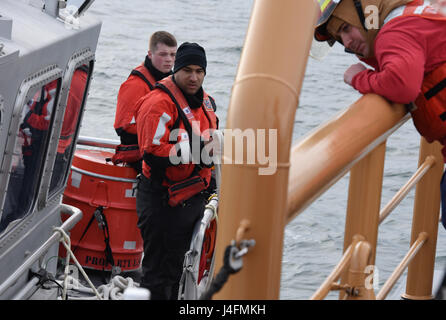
[112, 31, 177, 172]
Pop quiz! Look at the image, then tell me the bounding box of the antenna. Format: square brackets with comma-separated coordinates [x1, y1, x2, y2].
[58, 0, 95, 27]
[73, 0, 95, 18]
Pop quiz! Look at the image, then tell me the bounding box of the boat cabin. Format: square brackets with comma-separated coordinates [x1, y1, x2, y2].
[0, 0, 100, 299]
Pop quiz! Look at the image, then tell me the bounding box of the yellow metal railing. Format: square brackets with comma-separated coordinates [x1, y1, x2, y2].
[298, 132, 443, 300]
[214, 0, 444, 300]
[376, 232, 428, 300]
[214, 0, 319, 299]
[308, 144, 441, 300]
[379, 156, 436, 223]
[310, 235, 360, 300]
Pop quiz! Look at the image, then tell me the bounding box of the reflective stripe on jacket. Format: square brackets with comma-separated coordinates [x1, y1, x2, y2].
[136, 75, 218, 187]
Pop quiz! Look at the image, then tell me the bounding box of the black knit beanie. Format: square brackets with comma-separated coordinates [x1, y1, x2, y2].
[173, 42, 207, 74]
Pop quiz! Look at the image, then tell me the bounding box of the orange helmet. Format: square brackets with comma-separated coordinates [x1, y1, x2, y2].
[314, 0, 342, 46]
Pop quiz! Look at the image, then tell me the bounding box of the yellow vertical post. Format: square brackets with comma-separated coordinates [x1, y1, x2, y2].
[340, 142, 386, 299]
[213, 0, 318, 299]
[403, 138, 444, 300]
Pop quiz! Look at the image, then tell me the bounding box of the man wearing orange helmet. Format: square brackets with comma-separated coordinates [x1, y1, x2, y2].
[314, 0, 446, 227]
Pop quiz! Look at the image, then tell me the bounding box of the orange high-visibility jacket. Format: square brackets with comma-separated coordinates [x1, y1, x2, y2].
[136, 75, 218, 186]
[114, 64, 156, 139]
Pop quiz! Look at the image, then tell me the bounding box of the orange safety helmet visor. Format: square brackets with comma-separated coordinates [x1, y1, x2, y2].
[314, 0, 342, 46]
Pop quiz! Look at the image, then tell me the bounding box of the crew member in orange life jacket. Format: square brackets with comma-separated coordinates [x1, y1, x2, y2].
[1, 81, 57, 231]
[112, 31, 177, 173]
[50, 66, 89, 190]
[135, 42, 218, 300]
[314, 0, 446, 228]
[17, 80, 58, 216]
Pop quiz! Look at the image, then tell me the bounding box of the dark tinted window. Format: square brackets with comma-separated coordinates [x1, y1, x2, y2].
[49, 65, 89, 193]
[1, 79, 60, 233]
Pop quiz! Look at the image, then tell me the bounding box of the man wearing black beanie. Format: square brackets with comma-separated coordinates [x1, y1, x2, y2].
[135, 42, 218, 300]
[173, 42, 207, 74]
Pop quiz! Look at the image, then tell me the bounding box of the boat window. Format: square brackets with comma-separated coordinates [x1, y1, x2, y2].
[0, 95, 3, 129]
[0, 79, 60, 233]
[49, 65, 90, 194]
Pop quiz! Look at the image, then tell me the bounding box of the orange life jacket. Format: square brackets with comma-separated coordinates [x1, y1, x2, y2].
[413, 62, 446, 143]
[111, 64, 157, 168]
[141, 75, 218, 188]
[384, 2, 446, 143]
[114, 64, 156, 135]
[130, 64, 156, 90]
[57, 68, 88, 154]
[21, 80, 58, 156]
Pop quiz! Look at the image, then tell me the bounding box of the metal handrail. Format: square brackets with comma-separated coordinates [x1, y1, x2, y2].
[179, 196, 218, 300]
[70, 165, 137, 183]
[307, 138, 442, 300]
[77, 135, 119, 149]
[281, 89, 443, 300]
[312, 155, 437, 300]
[379, 156, 436, 224]
[286, 96, 410, 223]
[0, 204, 82, 297]
[376, 232, 428, 300]
[310, 237, 359, 300]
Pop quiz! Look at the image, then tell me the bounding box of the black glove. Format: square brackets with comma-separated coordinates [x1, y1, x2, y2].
[223, 244, 243, 274]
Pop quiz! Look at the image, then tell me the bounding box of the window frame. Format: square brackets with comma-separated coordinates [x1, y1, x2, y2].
[44, 49, 95, 202]
[0, 95, 4, 135]
[0, 65, 63, 233]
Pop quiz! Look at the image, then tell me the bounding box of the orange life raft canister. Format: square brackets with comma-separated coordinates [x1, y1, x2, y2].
[60, 149, 143, 271]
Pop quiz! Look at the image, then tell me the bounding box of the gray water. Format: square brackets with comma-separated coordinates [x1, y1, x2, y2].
[82, 0, 446, 300]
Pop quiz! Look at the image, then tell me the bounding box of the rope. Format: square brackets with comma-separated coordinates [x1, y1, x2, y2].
[199, 238, 255, 300]
[198, 219, 255, 300]
[53, 227, 102, 300]
[199, 245, 239, 300]
[205, 194, 218, 220]
[48, 224, 144, 300]
[53, 274, 139, 300]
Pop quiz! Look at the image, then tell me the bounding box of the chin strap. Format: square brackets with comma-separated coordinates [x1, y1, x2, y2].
[353, 0, 368, 32]
[345, 48, 355, 54]
[344, 47, 365, 58]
